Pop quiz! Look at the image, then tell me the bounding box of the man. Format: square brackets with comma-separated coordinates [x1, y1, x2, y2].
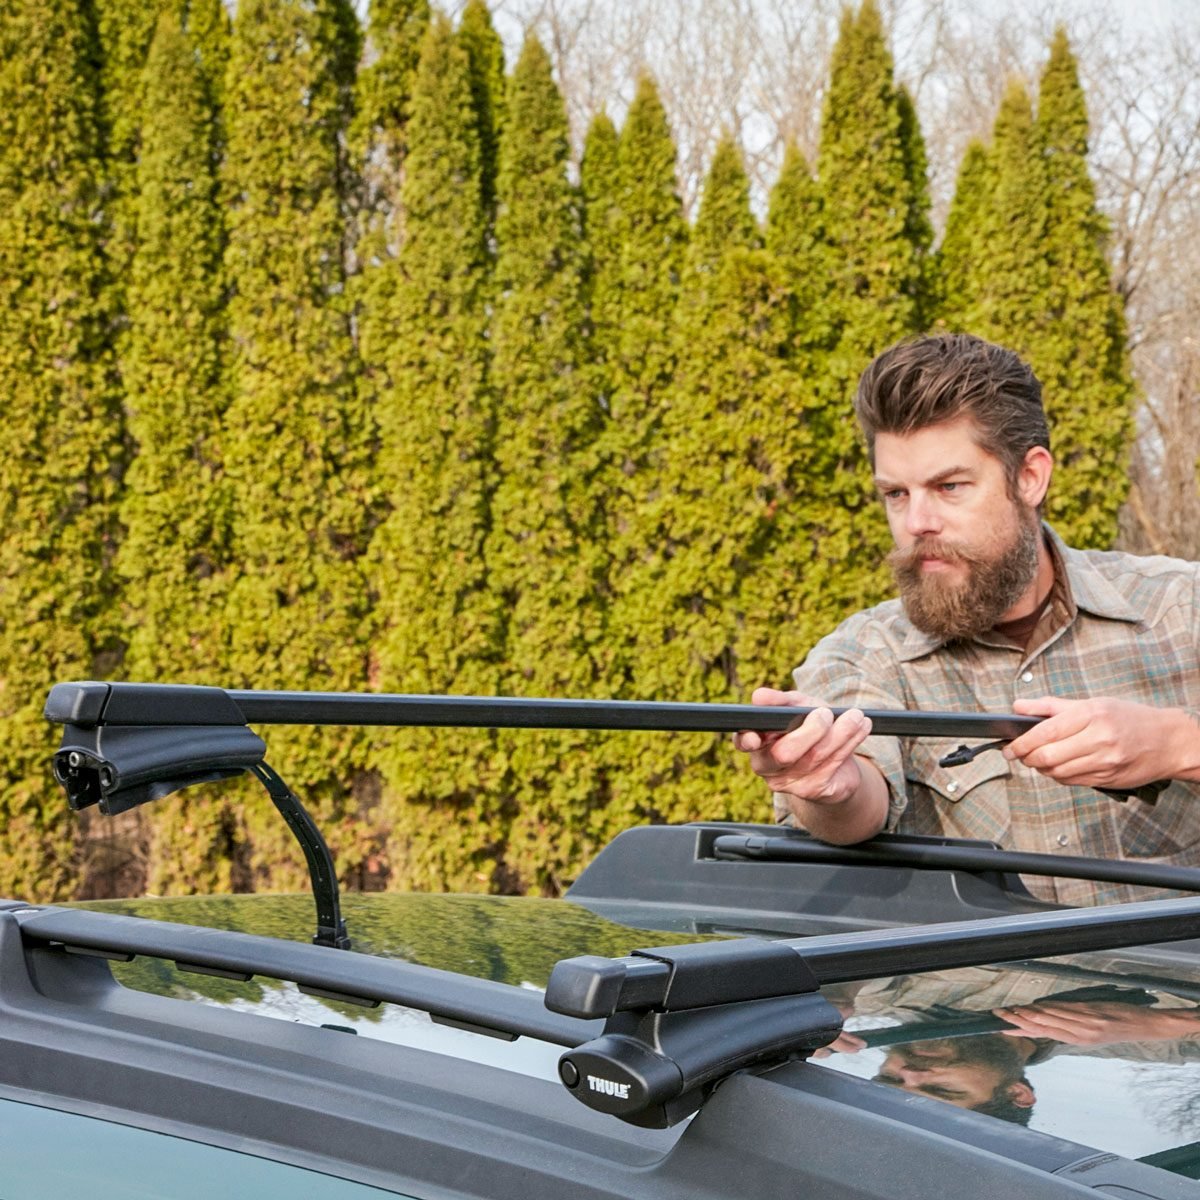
[735, 333, 1200, 904]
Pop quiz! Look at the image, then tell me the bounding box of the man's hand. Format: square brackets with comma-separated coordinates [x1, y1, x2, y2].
[1005, 696, 1200, 788]
[733, 688, 872, 806]
[994, 1000, 1200, 1046]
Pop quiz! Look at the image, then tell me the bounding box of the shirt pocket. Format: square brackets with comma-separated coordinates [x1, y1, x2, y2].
[903, 739, 1014, 804]
[899, 739, 1014, 843]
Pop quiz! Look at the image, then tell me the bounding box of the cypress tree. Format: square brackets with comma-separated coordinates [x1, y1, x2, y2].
[745, 0, 931, 697]
[0, 0, 123, 900]
[96, 0, 229, 312]
[1034, 29, 1134, 546]
[598, 74, 687, 832]
[221, 0, 380, 891]
[732, 145, 847, 692]
[935, 139, 989, 322]
[609, 137, 792, 827]
[367, 14, 501, 892]
[351, 0, 430, 263]
[818, 0, 930, 370]
[117, 10, 234, 894]
[457, 0, 505, 232]
[485, 36, 606, 892]
[579, 111, 622, 406]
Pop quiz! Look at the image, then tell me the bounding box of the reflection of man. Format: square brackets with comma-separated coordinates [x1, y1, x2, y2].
[734, 334, 1200, 904]
[871, 1036, 1035, 1125]
[817, 966, 1200, 1126]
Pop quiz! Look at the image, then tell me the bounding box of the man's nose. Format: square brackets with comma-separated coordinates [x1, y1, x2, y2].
[904, 491, 941, 538]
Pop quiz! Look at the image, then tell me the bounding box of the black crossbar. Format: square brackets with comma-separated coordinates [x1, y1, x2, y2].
[46, 682, 1041, 740]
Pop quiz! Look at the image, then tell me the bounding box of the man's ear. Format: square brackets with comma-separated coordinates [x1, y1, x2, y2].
[1004, 1080, 1036, 1110]
[1017, 445, 1053, 509]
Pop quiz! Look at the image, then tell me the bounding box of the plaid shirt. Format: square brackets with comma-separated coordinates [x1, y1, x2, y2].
[778, 528, 1200, 906]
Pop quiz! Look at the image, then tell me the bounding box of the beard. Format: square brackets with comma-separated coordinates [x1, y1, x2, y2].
[888, 504, 1041, 642]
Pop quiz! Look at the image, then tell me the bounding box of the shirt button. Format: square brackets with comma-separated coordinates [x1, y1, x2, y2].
[1056, 834, 1069, 847]
[1020, 671, 1034, 683]
[947, 781, 959, 794]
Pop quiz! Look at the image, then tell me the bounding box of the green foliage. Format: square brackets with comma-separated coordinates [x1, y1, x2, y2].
[935, 139, 989, 320]
[351, 0, 430, 262]
[818, 0, 930, 368]
[457, 0, 506, 231]
[0, 0, 124, 900]
[220, 0, 381, 892]
[484, 37, 608, 893]
[579, 111, 622, 406]
[759, 0, 924, 684]
[938, 34, 1133, 548]
[610, 139, 799, 826]
[95, 0, 230, 323]
[116, 11, 235, 895]
[366, 13, 502, 893]
[1034, 29, 1134, 546]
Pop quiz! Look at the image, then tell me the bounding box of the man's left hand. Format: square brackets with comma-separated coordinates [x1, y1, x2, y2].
[1005, 696, 1198, 788]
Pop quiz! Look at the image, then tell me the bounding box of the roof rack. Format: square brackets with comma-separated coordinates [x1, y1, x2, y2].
[41, 681, 1200, 1130]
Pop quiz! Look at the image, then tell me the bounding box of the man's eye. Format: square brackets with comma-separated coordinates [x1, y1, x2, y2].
[881, 490, 905, 502]
[939, 482, 962, 493]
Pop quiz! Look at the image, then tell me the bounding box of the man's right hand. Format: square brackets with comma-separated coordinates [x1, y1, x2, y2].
[733, 687, 873, 806]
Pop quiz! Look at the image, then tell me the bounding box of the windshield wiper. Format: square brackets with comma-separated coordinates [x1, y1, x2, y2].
[711, 831, 1200, 894]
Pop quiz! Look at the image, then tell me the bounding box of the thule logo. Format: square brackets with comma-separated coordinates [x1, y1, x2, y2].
[586, 1074, 631, 1100]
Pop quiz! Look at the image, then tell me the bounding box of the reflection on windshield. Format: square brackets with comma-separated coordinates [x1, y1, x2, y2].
[813, 960, 1200, 1168]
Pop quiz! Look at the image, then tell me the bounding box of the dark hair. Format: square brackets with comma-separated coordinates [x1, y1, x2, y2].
[853, 334, 1050, 489]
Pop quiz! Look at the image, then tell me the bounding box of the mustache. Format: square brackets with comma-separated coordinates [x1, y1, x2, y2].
[886, 537, 987, 573]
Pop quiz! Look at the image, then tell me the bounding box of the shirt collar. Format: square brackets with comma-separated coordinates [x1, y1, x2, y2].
[895, 523, 1139, 663]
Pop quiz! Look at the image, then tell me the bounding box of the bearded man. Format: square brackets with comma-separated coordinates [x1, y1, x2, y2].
[735, 333, 1200, 905]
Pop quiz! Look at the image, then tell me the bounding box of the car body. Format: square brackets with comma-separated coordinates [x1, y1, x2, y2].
[5, 681, 1200, 1198]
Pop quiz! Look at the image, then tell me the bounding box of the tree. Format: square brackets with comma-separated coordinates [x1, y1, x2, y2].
[608, 137, 798, 828]
[484, 36, 606, 892]
[366, 14, 502, 892]
[935, 139, 989, 321]
[117, 10, 234, 895]
[818, 0, 931, 373]
[1034, 27, 1134, 547]
[579, 110, 622, 384]
[0, 0, 123, 900]
[598, 72, 688, 829]
[457, 0, 506, 233]
[220, 0, 380, 892]
[351, 0, 430, 264]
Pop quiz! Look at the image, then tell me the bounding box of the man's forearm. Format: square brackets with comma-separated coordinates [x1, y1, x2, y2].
[785, 755, 890, 845]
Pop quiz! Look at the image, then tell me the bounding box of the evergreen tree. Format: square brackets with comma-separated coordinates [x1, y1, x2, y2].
[0, 0, 123, 900]
[117, 11, 233, 894]
[598, 73, 688, 833]
[457, 0, 505, 232]
[485, 36, 606, 892]
[579, 111, 622, 405]
[96, 0, 229, 313]
[818, 0, 930, 370]
[935, 139, 989, 322]
[367, 14, 501, 892]
[220, 0, 380, 891]
[748, 0, 929, 694]
[1034, 28, 1134, 546]
[608, 137, 793, 827]
[733, 144, 848, 691]
[351, 0, 430, 264]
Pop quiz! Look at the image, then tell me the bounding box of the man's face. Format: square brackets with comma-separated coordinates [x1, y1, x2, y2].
[873, 417, 1041, 641]
[874, 1040, 1030, 1111]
